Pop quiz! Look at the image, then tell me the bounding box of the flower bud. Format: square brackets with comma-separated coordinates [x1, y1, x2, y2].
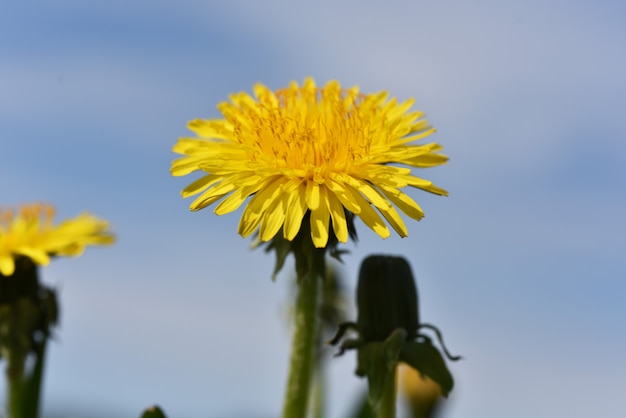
[356, 255, 418, 342]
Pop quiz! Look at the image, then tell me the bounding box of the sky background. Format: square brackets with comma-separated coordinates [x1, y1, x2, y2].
[2, 1, 625, 417]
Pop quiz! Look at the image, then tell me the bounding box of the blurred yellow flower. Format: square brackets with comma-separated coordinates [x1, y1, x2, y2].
[399, 363, 443, 418]
[0, 203, 115, 276]
[172, 78, 447, 247]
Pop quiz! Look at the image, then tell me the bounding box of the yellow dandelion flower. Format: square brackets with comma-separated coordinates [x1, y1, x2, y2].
[0, 203, 115, 276]
[171, 78, 448, 248]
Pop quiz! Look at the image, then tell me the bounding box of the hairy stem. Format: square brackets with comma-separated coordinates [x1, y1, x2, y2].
[281, 270, 319, 418]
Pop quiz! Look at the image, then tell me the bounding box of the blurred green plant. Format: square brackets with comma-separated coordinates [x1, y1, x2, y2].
[0, 258, 57, 418]
[140, 405, 167, 418]
[0, 203, 114, 418]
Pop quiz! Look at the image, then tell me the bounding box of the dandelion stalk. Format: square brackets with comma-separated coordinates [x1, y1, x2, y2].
[5, 341, 47, 418]
[281, 268, 320, 418]
[377, 366, 398, 418]
[6, 354, 25, 418]
[21, 337, 48, 418]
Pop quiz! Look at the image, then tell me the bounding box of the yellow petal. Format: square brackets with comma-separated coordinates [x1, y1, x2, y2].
[15, 247, 51, 265]
[406, 153, 449, 168]
[237, 177, 284, 237]
[306, 180, 320, 210]
[181, 174, 221, 198]
[378, 185, 425, 220]
[375, 199, 408, 237]
[342, 184, 390, 239]
[172, 138, 212, 154]
[187, 119, 234, 140]
[310, 186, 330, 248]
[284, 181, 307, 241]
[189, 181, 236, 211]
[327, 191, 348, 243]
[170, 155, 206, 176]
[214, 176, 266, 215]
[259, 191, 289, 242]
[326, 177, 362, 214]
[253, 83, 279, 107]
[405, 177, 449, 196]
[0, 256, 15, 276]
[352, 178, 393, 211]
[238, 203, 263, 238]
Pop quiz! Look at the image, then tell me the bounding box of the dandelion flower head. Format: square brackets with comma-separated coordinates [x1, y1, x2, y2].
[171, 78, 448, 248]
[0, 203, 115, 276]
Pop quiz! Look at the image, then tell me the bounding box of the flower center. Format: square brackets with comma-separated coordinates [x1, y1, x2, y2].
[246, 85, 376, 183]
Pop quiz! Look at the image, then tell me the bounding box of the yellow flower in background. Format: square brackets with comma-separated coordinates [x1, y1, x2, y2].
[399, 363, 443, 418]
[0, 203, 115, 276]
[172, 78, 448, 248]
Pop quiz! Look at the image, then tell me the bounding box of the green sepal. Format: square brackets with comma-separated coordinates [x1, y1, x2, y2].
[400, 340, 454, 397]
[382, 328, 407, 370]
[261, 214, 328, 282]
[356, 342, 388, 408]
[329, 247, 350, 263]
[140, 405, 167, 418]
[355, 327, 408, 410]
[260, 234, 291, 281]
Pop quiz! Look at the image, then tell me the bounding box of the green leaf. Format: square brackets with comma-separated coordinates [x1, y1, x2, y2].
[400, 341, 454, 397]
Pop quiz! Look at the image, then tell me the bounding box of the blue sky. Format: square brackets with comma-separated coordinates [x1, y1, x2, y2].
[1, 1, 625, 417]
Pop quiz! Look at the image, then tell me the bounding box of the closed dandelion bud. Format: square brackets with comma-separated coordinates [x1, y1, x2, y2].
[329, 254, 460, 405]
[356, 255, 418, 342]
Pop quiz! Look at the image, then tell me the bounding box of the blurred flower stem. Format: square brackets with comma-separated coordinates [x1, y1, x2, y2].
[0, 262, 55, 418]
[377, 366, 398, 418]
[6, 338, 48, 418]
[7, 352, 26, 418]
[281, 269, 320, 418]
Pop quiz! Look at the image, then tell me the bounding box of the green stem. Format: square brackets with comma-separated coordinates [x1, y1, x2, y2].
[8, 379, 23, 418]
[22, 338, 48, 418]
[6, 353, 25, 418]
[310, 369, 324, 418]
[281, 270, 319, 418]
[5, 338, 48, 418]
[378, 366, 398, 418]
